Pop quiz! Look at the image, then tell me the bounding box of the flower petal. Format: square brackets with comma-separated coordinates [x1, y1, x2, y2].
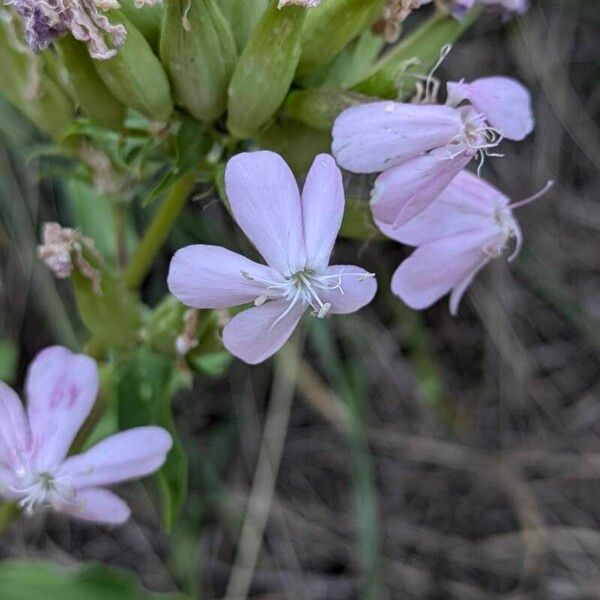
[225, 151, 306, 274]
[222, 300, 305, 365]
[391, 228, 499, 310]
[318, 265, 377, 314]
[302, 154, 344, 270]
[376, 169, 507, 245]
[371, 147, 472, 227]
[168, 245, 284, 309]
[449, 257, 490, 315]
[56, 487, 131, 524]
[57, 427, 172, 489]
[25, 346, 99, 471]
[447, 77, 534, 141]
[0, 382, 30, 468]
[332, 101, 464, 173]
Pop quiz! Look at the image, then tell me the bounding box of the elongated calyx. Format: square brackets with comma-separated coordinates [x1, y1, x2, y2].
[7, 0, 126, 59]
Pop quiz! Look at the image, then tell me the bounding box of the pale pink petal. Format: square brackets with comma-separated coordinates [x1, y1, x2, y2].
[225, 151, 306, 274]
[318, 265, 377, 314]
[376, 169, 507, 245]
[57, 487, 131, 524]
[371, 147, 472, 227]
[0, 465, 20, 500]
[302, 154, 344, 270]
[222, 300, 305, 365]
[391, 228, 499, 310]
[332, 102, 464, 173]
[449, 257, 490, 315]
[57, 427, 172, 489]
[0, 382, 30, 467]
[25, 346, 99, 471]
[447, 77, 533, 141]
[168, 245, 284, 309]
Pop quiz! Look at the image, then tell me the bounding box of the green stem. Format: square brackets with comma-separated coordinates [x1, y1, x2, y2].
[124, 172, 196, 289]
[0, 503, 17, 537]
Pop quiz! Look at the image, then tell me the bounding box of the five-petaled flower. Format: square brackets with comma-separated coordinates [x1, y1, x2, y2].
[332, 76, 533, 229]
[377, 170, 552, 314]
[168, 151, 377, 365]
[0, 346, 172, 524]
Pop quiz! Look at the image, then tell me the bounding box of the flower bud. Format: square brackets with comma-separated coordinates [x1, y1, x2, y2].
[39, 221, 141, 352]
[219, 0, 269, 51]
[160, 0, 237, 123]
[58, 36, 126, 130]
[227, 1, 306, 139]
[296, 0, 385, 77]
[94, 11, 173, 122]
[284, 89, 372, 132]
[119, 0, 163, 50]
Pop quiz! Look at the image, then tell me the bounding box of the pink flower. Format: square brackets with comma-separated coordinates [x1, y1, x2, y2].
[332, 76, 533, 228]
[168, 151, 377, 365]
[0, 346, 172, 524]
[377, 170, 552, 314]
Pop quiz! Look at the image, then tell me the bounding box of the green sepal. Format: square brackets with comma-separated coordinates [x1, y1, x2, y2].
[94, 12, 173, 122]
[57, 36, 126, 130]
[227, 2, 306, 139]
[284, 88, 372, 132]
[258, 118, 331, 176]
[160, 0, 237, 122]
[119, 0, 164, 51]
[353, 8, 482, 99]
[296, 0, 385, 77]
[71, 244, 141, 354]
[219, 0, 269, 52]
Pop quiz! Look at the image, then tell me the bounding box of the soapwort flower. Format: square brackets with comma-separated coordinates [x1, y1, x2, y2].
[377, 170, 553, 314]
[332, 67, 533, 228]
[0, 346, 172, 524]
[168, 151, 377, 364]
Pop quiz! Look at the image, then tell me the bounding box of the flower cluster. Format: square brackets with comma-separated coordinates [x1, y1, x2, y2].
[332, 71, 549, 314]
[0, 347, 172, 524]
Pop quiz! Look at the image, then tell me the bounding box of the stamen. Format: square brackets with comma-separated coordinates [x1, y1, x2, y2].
[317, 303, 332, 319]
[508, 180, 554, 210]
[254, 294, 268, 306]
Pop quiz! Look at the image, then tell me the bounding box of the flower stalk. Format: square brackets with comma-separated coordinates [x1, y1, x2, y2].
[124, 172, 197, 289]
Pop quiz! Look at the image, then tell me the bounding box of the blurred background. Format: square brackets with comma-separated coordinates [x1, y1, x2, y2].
[1, 0, 599, 598]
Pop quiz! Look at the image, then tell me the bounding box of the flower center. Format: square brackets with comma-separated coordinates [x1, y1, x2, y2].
[241, 267, 374, 330]
[12, 469, 76, 515]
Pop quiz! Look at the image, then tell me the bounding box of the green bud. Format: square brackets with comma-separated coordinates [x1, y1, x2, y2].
[119, 0, 164, 51]
[284, 88, 371, 132]
[296, 0, 385, 77]
[58, 36, 126, 130]
[38, 222, 141, 353]
[219, 0, 269, 52]
[259, 119, 331, 176]
[94, 12, 173, 122]
[227, 2, 306, 139]
[160, 0, 237, 123]
[299, 28, 384, 89]
[353, 9, 482, 99]
[0, 22, 73, 140]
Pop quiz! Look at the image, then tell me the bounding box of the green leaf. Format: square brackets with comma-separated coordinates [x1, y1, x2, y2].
[0, 561, 188, 600]
[116, 348, 188, 531]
